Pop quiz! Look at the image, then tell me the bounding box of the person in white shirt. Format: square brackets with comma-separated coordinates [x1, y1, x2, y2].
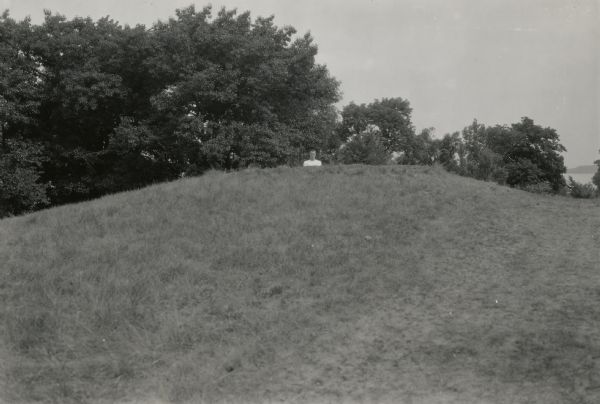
[303, 150, 322, 167]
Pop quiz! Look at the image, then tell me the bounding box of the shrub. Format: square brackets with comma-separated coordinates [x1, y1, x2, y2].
[567, 176, 597, 199]
[0, 140, 49, 217]
[337, 127, 391, 165]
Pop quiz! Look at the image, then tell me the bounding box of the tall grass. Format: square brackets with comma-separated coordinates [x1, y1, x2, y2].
[1, 165, 599, 403]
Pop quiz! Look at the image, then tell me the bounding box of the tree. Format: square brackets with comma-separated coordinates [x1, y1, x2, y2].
[0, 11, 41, 144]
[145, 6, 340, 171]
[434, 132, 465, 173]
[338, 97, 415, 156]
[19, 11, 139, 204]
[0, 6, 340, 213]
[499, 117, 566, 190]
[390, 127, 440, 165]
[0, 140, 49, 217]
[0, 12, 49, 216]
[460, 120, 504, 181]
[337, 125, 391, 165]
[458, 118, 566, 191]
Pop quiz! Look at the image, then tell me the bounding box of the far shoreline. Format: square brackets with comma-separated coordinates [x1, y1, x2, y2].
[567, 165, 597, 174]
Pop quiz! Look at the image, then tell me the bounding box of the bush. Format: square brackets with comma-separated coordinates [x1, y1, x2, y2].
[505, 159, 545, 189]
[567, 176, 597, 199]
[337, 128, 391, 165]
[0, 141, 49, 217]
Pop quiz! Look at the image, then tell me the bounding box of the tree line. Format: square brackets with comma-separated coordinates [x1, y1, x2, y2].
[337, 102, 577, 192]
[0, 6, 342, 216]
[0, 6, 587, 217]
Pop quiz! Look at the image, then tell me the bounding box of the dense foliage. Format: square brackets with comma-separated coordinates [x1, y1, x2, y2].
[0, 7, 339, 216]
[338, 98, 419, 158]
[567, 176, 597, 199]
[337, 125, 391, 165]
[0, 6, 575, 216]
[335, 110, 568, 194]
[437, 118, 567, 192]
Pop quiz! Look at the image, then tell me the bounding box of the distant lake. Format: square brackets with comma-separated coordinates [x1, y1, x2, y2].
[564, 172, 596, 185]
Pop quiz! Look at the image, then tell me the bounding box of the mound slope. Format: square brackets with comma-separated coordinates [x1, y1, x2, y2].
[1, 165, 599, 403]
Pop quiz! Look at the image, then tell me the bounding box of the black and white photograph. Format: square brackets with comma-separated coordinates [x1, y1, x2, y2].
[0, 0, 599, 403]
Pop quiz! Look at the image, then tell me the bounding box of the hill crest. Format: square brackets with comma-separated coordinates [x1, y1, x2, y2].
[1, 165, 599, 404]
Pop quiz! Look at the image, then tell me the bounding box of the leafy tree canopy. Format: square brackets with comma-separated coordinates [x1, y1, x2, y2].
[337, 125, 391, 165]
[338, 97, 415, 154]
[0, 6, 340, 215]
[458, 117, 567, 191]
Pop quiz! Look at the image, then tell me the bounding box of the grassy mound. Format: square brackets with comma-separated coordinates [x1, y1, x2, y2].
[1, 165, 599, 403]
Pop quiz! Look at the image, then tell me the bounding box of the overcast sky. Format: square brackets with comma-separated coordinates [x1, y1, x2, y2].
[4, 0, 599, 167]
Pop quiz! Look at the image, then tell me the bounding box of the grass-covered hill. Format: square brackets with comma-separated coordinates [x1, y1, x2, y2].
[1, 165, 599, 404]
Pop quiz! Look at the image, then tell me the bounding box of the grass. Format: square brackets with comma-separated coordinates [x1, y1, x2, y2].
[1, 164, 599, 403]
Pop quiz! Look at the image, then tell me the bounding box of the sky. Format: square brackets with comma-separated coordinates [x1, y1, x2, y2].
[4, 0, 599, 167]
